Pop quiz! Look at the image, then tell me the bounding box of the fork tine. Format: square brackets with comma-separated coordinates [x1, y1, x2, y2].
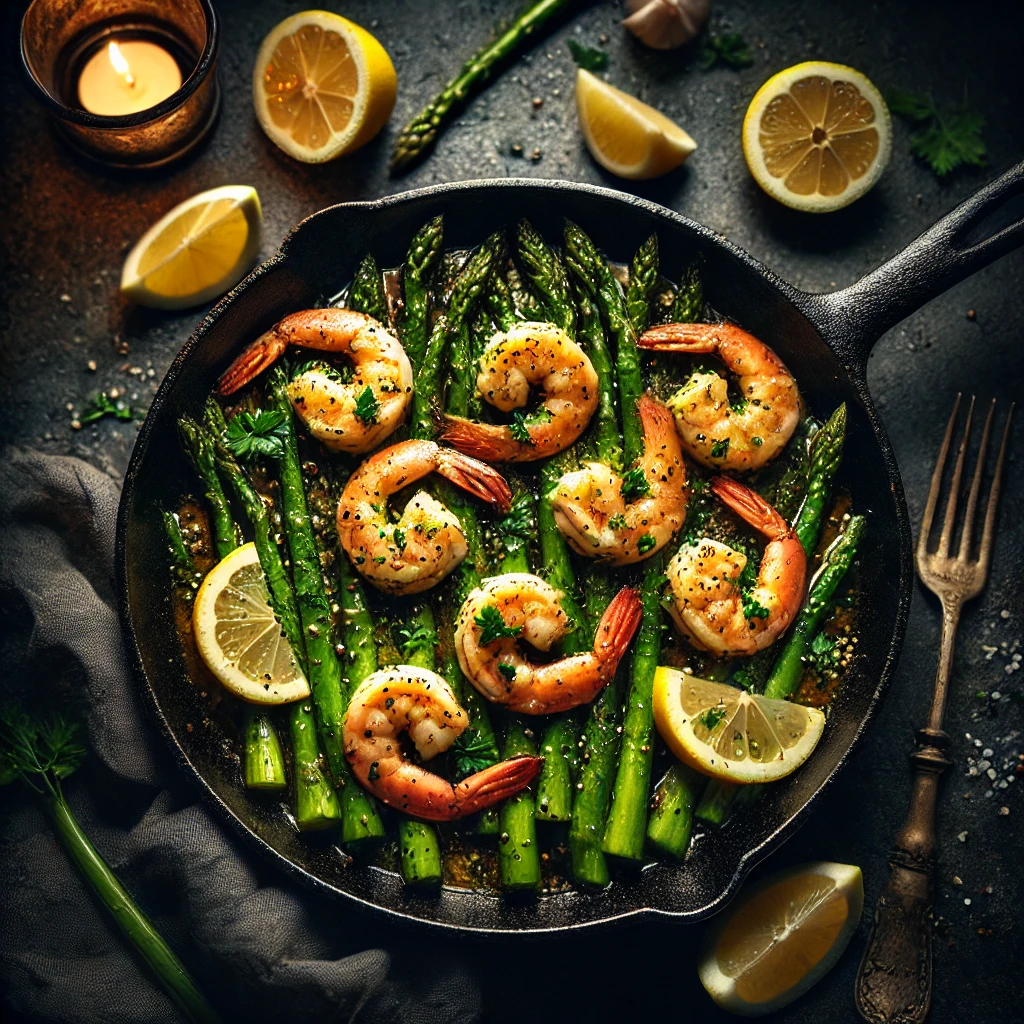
[977, 403, 1014, 580]
[957, 399, 996, 561]
[918, 394, 961, 565]
[936, 396, 974, 559]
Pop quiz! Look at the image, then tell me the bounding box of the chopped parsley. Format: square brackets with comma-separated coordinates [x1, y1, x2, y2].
[607, 513, 628, 531]
[742, 591, 771, 623]
[223, 408, 288, 460]
[474, 604, 523, 645]
[500, 491, 535, 539]
[730, 396, 749, 414]
[621, 466, 650, 502]
[497, 662, 517, 683]
[353, 385, 380, 425]
[699, 32, 754, 71]
[79, 391, 135, 426]
[392, 527, 407, 552]
[636, 533, 657, 555]
[698, 706, 727, 731]
[808, 631, 840, 673]
[567, 39, 609, 72]
[451, 729, 498, 778]
[710, 437, 731, 460]
[397, 622, 437, 659]
[509, 410, 534, 444]
[751, 436, 763, 447]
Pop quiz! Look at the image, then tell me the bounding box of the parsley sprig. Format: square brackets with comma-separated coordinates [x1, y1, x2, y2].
[79, 391, 134, 425]
[621, 466, 650, 503]
[887, 89, 986, 177]
[224, 408, 289, 460]
[451, 729, 499, 778]
[697, 705, 727, 732]
[397, 622, 438, 659]
[353, 385, 380, 425]
[474, 604, 523, 645]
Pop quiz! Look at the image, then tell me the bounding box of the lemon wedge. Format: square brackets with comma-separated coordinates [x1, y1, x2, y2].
[253, 10, 397, 163]
[652, 667, 825, 783]
[742, 61, 891, 212]
[120, 185, 262, 310]
[699, 862, 864, 1015]
[193, 543, 310, 705]
[576, 68, 697, 179]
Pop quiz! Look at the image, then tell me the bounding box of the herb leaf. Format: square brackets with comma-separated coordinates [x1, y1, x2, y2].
[500, 491, 535, 539]
[497, 662, 517, 683]
[567, 39, 609, 72]
[621, 466, 650, 503]
[451, 729, 498, 778]
[397, 622, 438, 659]
[697, 705, 727, 731]
[607, 513, 628, 531]
[742, 591, 771, 622]
[509, 411, 534, 444]
[636, 533, 657, 555]
[79, 392, 134, 425]
[887, 89, 986, 177]
[0, 707, 85, 791]
[353, 385, 380, 425]
[710, 437, 731, 460]
[224, 408, 289, 460]
[474, 604, 523, 645]
[699, 33, 754, 71]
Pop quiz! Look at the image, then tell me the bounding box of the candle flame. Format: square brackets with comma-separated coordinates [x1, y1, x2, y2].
[107, 41, 135, 87]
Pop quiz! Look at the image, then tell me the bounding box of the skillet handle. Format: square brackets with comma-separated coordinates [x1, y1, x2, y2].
[795, 159, 1024, 368]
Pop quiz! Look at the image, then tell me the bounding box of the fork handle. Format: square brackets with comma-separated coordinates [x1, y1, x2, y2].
[854, 732, 950, 1023]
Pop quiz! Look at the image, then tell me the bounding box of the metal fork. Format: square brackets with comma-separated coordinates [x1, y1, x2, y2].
[855, 395, 1013, 1024]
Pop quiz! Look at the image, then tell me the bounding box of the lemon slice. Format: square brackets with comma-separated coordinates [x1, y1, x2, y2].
[253, 10, 397, 163]
[120, 185, 262, 310]
[576, 68, 697, 179]
[698, 861, 864, 1015]
[652, 667, 825, 783]
[742, 61, 891, 212]
[192, 543, 310, 705]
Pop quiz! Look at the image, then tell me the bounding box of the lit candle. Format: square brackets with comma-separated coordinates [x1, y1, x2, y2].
[77, 39, 183, 117]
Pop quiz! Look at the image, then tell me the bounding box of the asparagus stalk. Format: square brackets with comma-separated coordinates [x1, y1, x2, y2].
[793, 404, 847, 555]
[574, 287, 622, 470]
[516, 219, 575, 333]
[243, 712, 287, 790]
[765, 515, 866, 699]
[390, 0, 584, 173]
[400, 216, 444, 372]
[268, 369, 384, 843]
[498, 721, 542, 891]
[0, 710, 221, 1023]
[602, 552, 666, 860]
[646, 763, 702, 858]
[178, 415, 241, 559]
[348, 253, 388, 323]
[671, 257, 704, 323]
[163, 510, 192, 571]
[620, 234, 659, 463]
[212, 435, 341, 830]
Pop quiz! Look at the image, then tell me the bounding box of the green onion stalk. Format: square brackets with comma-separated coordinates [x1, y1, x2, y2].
[0, 710, 221, 1023]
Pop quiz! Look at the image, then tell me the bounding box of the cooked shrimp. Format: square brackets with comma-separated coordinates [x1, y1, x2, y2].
[337, 439, 511, 595]
[550, 394, 688, 566]
[441, 321, 599, 463]
[343, 666, 543, 821]
[454, 574, 642, 714]
[217, 308, 413, 455]
[665, 476, 806, 656]
[638, 322, 800, 472]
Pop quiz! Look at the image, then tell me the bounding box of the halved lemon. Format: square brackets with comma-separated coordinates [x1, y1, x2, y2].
[742, 61, 891, 212]
[576, 68, 697, 179]
[120, 185, 261, 309]
[698, 861, 864, 1015]
[652, 667, 825, 783]
[193, 543, 310, 704]
[253, 10, 397, 163]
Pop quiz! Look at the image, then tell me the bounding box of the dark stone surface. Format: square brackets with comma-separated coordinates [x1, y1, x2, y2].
[2, 0, 1022, 1021]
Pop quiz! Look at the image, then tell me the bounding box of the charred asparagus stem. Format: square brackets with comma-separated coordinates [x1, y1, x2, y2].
[516, 219, 575, 333]
[400, 216, 444, 373]
[212, 432, 341, 830]
[348, 253, 388, 323]
[671, 257, 704, 323]
[268, 369, 384, 843]
[390, 0, 584, 173]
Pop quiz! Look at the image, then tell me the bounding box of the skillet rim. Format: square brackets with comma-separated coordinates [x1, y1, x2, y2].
[115, 177, 912, 936]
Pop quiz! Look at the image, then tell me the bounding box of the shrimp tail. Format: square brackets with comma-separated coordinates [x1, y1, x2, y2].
[436, 447, 514, 512]
[594, 586, 643, 666]
[637, 322, 724, 353]
[440, 416, 529, 464]
[217, 330, 288, 395]
[637, 393, 676, 441]
[452, 755, 545, 818]
[710, 475, 789, 540]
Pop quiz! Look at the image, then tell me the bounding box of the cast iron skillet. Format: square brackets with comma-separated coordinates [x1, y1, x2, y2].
[117, 165, 1024, 935]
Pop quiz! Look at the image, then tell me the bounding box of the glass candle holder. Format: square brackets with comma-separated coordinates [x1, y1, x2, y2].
[20, 0, 220, 169]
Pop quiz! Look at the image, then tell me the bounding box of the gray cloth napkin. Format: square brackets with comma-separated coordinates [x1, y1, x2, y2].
[0, 448, 481, 1023]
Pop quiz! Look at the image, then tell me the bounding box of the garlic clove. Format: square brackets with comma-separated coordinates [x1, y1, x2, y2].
[623, 0, 711, 50]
